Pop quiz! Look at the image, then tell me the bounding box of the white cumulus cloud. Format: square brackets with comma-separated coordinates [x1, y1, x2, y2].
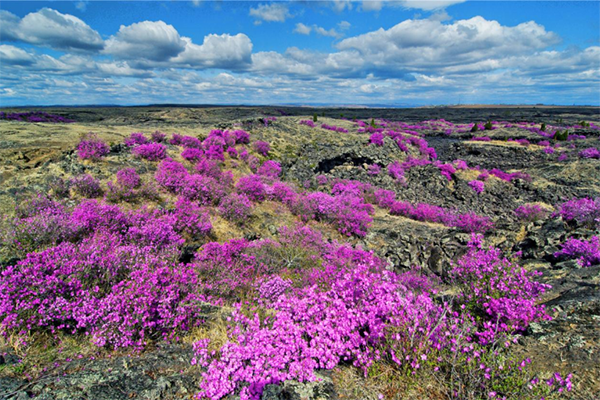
[104, 21, 186, 62]
[0, 8, 103, 51]
[249, 3, 292, 24]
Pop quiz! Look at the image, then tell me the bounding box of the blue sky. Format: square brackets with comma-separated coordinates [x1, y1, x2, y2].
[1, 1, 599, 106]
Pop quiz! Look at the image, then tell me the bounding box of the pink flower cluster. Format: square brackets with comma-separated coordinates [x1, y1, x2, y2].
[77, 133, 110, 160]
[514, 204, 549, 223]
[554, 236, 600, 267]
[299, 120, 316, 128]
[450, 235, 551, 341]
[321, 123, 348, 133]
[556, 197, 600, 228]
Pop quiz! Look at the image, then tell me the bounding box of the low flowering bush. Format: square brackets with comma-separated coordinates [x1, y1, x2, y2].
[155, 159, 189, 193]
[70, 174, 103, 198]
[236, 175, 267, 202]
[321, 123, 348, 133]
[181, 174, 224, 205]
[193, 263, 448, 400]
[579, 147, 600, 159]
[554, 236, 600, 267]
[453, 159, 468, 170]
[256, 276, 292, 302]
[0, 232, 209, 349]
[331, 180, 372, 200]
[124, 132, 149, 147]
[556, 197, 600, 228]
[291, 191, 373, 237]
[257, 160, 281, 179]
[181, 147, 204, 162]
[132, 143, 167, 161]
[173, 197, 212, 237]
[267, 182, 298, 206]
[219, 193, 253, 223]
[226, 146, 238, 158]
[514, 204, 550, 223]
[169, 133, 183, 146]
[1, 195, 75, 256]
[233, 129, 250, 144]
[205, 145, 225, 162]
[385, 200, 493, 233]
[369, 132, 384, 146]
[0, 111, 73, 123]
[315, 175, 328, 186]
[437, 162, 456, 181]
[253, 141, 270, 156]
[489, 168, 531, 183]
[299, 120, 316, 128]
[182, 135, 203, 149]
[468, 180, 485, 194]
[374, 189, 396, 208]
[77, 133, 110, 161]
[195, 158, 223, 180]
[116, 168, 141, 189]
[450, 235, 551, 341]
[105, 168, 159, 203]
[388, 161, 406, 183]
[151, 131, 167, 143]
[367, 164, 381, 175]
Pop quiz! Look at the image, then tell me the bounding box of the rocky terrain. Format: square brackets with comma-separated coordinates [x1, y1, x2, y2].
[0, 106, 599, 400]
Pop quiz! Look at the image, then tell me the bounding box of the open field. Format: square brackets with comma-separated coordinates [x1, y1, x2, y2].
[0, 106, 599, 400]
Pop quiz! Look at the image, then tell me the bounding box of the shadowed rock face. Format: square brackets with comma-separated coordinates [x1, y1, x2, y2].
[0, 106, 599, 399]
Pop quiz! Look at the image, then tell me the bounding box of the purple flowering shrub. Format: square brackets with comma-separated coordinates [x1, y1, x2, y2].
[385, 200, 493, 233]
[233, 129, 250, 144]
[236, 175, 267, 202]
[0, 231, 210, 349]
[267, 182, 298, 206]
[181, 174, 225, 205]
[151, 131, 167, 143]
[253, 141, 270, 156]
[155, 159, 189, 192]
[367, 164, 381, 175]
[70, 174, 103, 198]
[182, 135, 203, 149]
[181, 147, 204, 162]
[374, 189, 396, 208]
[369, 132, 385, 146]
[514, 204, 550, 223]
[291, 191, 373, 237]
[173, 198, 212, 237]
[193, 261, 451, 400]
[124, 132, 149, 147]
[450, 235, 550, 341]
[132, 143, 167, 161]
[2, 195, 75, 256]
[218, 193, 253, 223]
[77, 133, 110, 160]
[468, 180, 485, 194]
[192, 239, 269, 299]
[579, 147, 600, 159]
[116, 168, 141, 188]
[321, 123, 348, 133]
[257, 160, 281, 179]
[256, 275, 292, 302]
[554, 236, 600, 267]
[226, 146, 238, 158]
[556, 197, 600, 228]
[299, 120, 316, 128]
[489, 168, 531, 183]
[0, 111, 73, 123]
[106, 168, 159, 203]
